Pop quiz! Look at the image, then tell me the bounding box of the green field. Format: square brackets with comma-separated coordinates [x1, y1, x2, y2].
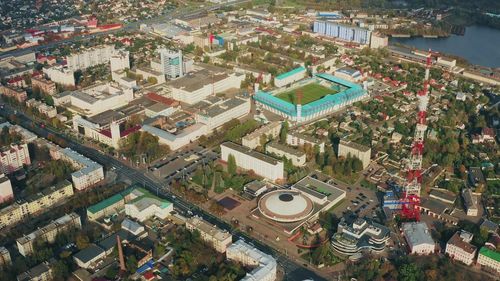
[275, 83, 337, 105]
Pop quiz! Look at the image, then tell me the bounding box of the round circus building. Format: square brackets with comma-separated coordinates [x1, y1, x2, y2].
[257, 190, 315, 223]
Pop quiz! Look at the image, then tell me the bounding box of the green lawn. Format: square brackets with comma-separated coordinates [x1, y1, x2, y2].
[276, 83, 337, 105]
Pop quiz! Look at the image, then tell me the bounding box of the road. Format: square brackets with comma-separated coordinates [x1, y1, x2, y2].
[0, 0, 250, 60]
[0, 102, 328, 281]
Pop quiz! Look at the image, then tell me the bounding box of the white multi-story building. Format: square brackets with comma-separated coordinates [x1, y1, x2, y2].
[274, 66, 306, 88]
[370, 32, 388, 49]
[65, 45, 115, 71]
[445, 230, 477, 265]
[242, 122, 282, 149]
[17, 213, 81, 257]
[331, 217, 390, 256]
[168, 66, 245, 105]
[53, 82, 133, 116]
[194, 97, 251, 131]
[0, 174, 13, 203]
[26, 99, 57, 118]
[402, 222, 435, 255]
[158, 48, 183, 79]
[0, 143, 30, 174]
[226, 239, 277, 281]
[186, 216, 232, 253]
[462, 188, 479, 216]
[43, 65, 75, 86]
[338, 140, 371, 169]
[51, 147, 104, 190]
[221, 142, 284, 181]
[286, 132, 325, 153]
[72, 117, 141, 149]
[109, 50, 130, 72]
[142, 123, 208, 151]
[265, 142, 306, 167]
[124, 189, 173, 222]
[478, 246, 500, 274]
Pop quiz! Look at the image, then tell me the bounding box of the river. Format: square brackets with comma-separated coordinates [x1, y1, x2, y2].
[390, 25, 500, 68]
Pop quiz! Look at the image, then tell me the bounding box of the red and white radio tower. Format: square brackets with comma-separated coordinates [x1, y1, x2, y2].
[399, 49, 432, 221]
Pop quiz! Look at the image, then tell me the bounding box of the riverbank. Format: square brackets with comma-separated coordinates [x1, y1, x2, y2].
[390, 25, 500, 68]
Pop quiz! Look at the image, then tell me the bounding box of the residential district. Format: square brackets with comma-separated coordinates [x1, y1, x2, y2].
[0, 1, 499, 281]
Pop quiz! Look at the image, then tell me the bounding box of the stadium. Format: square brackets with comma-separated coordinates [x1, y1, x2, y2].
[253, 73, 368, 124]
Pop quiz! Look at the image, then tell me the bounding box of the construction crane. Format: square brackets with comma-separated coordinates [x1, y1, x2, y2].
[399, 49, 432, 221]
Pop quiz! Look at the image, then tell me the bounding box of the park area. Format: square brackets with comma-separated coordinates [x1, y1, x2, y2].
[276, 83, 337, 105]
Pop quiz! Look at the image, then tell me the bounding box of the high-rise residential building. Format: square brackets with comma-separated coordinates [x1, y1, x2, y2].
[159, 49, 183, 79]
[65, 45, 115, 71]
[0, 174, 14, 203]
[313, 21, 372, 45]
[0, 246, 11, 267]
[0, 143, 31, 174]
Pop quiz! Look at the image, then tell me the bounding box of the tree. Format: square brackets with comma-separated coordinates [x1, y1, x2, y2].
[227, 154, 237, 175]
[75, 233, 90, 250]
[398, 263, 422, 281]
[280, 121, 289, 143]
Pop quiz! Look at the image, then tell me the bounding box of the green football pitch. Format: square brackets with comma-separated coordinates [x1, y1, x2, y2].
[275, 83, 337, 105]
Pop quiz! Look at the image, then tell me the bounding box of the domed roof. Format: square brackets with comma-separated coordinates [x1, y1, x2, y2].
[258, 190, 314, 223]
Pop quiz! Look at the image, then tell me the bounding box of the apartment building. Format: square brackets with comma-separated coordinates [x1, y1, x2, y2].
[17, 213, 81, 257]
[0, 85, 27, 102]
[242, 122, 281, 149]
[42, 65, 75, 86]
[0, 174, 14, 203]
[221, 142, 284, 181]
[266, 141, 306, 167]
[26, 99, 57, 118]
[286, 132, 325, 153]
[158, 48, 183, 79]
[65, 45, 115, 71]
[17, 262, 53, 281]
[226, 239, 277, 281]
[51, 147, 104, 191]
[462, 188, 479, 216]
[0, 246, 11, 266]
[338, 140, 371, 169]
[0, 143, 31, 174]
[0, 180, 74, 229]
[186, 216, 232, 253]
[31, 76, 56, 95]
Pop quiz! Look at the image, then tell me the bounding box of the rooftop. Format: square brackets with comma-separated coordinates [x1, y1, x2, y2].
[266, 141, 305, 157]
[276, 66, 306, 81]
[402, 222, 434, 246]
[480, 246, 500, 262]
[74, 244, 105, 264]
[339, 139, 370, 153]
[87, 193, 124, 214]
[447, 231, 476, 254]
[221, 142, 282, 166]
[187, 216, 231, 242]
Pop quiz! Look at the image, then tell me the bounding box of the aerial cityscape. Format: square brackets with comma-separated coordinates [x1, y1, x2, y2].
[0, 0, 499, 281]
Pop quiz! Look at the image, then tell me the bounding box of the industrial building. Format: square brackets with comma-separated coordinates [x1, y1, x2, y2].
[194, 97, 251, 131]
[445, 230, 477, 265]
[168, 65, 245, 105]
[401, 222, 435, 255]
[226, 239, 277, 281]
[53, 82, 134, 116]
[331, 217, 390, 256]
[17, 213, 81, 257]
[338, 140, 371, 169]
[186, 216, 233, 253]
[220, 142, 284, 181]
